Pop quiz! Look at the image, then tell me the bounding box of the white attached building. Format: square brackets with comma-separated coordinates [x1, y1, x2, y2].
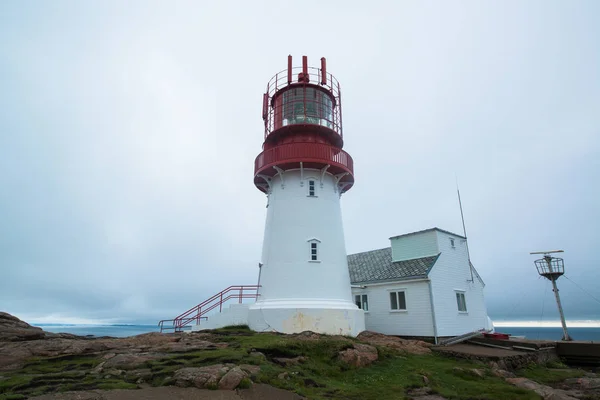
[348, 228, 492, 342]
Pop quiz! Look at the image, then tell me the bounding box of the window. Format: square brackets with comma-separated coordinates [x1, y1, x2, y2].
[308, 180, 316, 196]
[310, 242, 318, 261]
[355, 294, 368, 311]
[389, 291, 407, 311]
[450, 238, 455, 248]
[456, 292, 467, 312]
[307, 238, 321, 262]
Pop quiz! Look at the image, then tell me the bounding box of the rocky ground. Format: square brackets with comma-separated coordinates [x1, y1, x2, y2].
[1, 312, 598, 400]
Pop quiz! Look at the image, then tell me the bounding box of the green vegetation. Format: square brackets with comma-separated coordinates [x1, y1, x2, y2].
[0, 326, 589, 399]
[516, 362, 587, 385]
[238, 377, 252, 389]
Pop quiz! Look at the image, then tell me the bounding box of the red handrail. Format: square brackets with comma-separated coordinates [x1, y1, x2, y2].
[254, 142, 354, 177]
[158, 285, 260, 332]
[263, 66, 343, 139]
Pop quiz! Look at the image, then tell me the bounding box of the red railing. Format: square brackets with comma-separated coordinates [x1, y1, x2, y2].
[158, 285, 260, 333]
[254, 142, 354, 178]
[263, 66, 343, 139]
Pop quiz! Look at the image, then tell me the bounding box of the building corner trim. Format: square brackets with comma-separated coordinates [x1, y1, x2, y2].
[427, 279, 439, 345]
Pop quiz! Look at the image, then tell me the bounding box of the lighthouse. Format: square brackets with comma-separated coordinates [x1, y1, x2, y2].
[247, 56, 365, 336]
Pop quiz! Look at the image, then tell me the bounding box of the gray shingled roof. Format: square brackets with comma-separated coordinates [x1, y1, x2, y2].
[347, 248, 440, 284]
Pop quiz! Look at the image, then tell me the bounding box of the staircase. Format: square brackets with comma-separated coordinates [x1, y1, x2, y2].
[438, 329, 487, 346]
[158, 285, 260, 333]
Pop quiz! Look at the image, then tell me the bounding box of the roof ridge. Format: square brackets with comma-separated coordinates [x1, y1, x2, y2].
[389, 227, 466, 240]
[347, 246, 391, 257]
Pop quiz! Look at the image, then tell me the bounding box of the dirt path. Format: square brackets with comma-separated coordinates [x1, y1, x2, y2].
[28, 384, 305, 400]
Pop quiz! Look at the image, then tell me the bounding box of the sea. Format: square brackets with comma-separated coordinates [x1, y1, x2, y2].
[36, 324, 600, 341]
[497, 327, 600, 341]
[38, 324, 160, 338]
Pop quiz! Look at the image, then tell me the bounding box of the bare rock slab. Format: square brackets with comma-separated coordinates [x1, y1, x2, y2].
[0, 312, 45, 342]
[506, 377, 579, 400]
[102, 354, 163, 370]
[357, 330, 432, 355]
[29, 387, 246, 399]
[338, 343, 378, 368]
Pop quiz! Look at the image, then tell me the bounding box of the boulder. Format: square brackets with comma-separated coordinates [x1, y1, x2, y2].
[357, 331, 432, 355]
[219, 366, 247, 390]
[338, 343, 378, 368]
[249, 351, 266, 361]
[0, 312, 45, 342]
[174, 365, 230, 388]
[469, 368, 486, 378]
[239, 364, 261, 378]
[278, 372, 289, 380]
[491, 369, 515, 379]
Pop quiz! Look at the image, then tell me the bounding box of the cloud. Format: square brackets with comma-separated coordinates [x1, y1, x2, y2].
[1, 0, 599, 324]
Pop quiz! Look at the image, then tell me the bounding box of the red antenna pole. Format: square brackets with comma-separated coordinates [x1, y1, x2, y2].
[302, 55, 308, 82]
[287, 55, 292, 84]
[262, 93, 268, 120]
[320, 57, 327, 85]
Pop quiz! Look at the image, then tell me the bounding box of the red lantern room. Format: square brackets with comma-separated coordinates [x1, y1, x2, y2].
[254, 55, 354, 194]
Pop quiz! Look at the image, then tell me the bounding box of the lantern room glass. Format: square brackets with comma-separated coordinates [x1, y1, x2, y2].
[282, 87, 333, 129]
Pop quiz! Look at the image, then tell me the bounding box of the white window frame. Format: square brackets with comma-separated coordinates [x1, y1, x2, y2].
[388, 289, 407, 312]
[455, 290, 467, 313]
[354, 294, 369, 312]
[307, 238, 321, 262]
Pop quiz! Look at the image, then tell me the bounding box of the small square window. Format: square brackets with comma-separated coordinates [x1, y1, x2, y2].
[450, 238, 455, 248]
[456, 292, 467, 312]
[308, 180, 316, 196]
[355, 294, 369, 311]
[389, 291, 406, 311]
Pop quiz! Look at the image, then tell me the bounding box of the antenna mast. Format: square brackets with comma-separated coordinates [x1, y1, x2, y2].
[530, 250, 572, 341]
[457, 185, 474, 282]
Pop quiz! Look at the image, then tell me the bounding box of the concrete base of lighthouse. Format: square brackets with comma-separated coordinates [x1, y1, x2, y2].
[248, 299, 365, 337]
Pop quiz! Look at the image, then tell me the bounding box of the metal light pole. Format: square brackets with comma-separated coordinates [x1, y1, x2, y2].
[530, 250, 572, 341]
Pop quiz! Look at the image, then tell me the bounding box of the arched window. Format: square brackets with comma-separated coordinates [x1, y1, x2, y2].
[307, 238, 321, 262]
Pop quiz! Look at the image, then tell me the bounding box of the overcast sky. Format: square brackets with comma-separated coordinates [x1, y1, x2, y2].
[1, 1, 599, 325]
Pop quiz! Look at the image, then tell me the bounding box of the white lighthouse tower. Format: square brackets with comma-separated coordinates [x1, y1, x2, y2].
[247, 56, 365, 336]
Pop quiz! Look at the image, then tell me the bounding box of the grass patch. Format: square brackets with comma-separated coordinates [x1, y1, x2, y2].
[517, 364, 587, 385]
[259, 353, 539, 400]
[238, 377, 252, 389]
[20, 354, 101, 374]
[0, 395, 28, 400]
[217, 324, 251, 331]
[256, 338, 353, 360]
